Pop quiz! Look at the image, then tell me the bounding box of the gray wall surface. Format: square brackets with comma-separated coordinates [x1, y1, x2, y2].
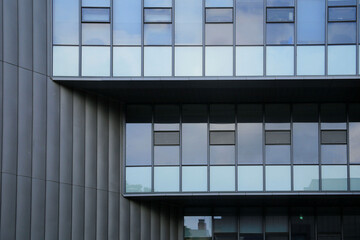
[0, 0, 183, 239]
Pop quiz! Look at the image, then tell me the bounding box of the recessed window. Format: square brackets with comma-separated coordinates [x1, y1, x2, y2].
[328, 7, 356, 21]
[205, 8, 233, 23]
[265, 131, 291, 145]
[144, 8, 172, 23]
[267, 8, 294, 22]
[154, 131, 180, 145]
[81, 7, 110, 23]
[321, 130, 347, 144]
[210, 131, 235, 145]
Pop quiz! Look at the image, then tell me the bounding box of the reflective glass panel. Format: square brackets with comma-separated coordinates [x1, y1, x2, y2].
[175, 47, 202, 76]
[206, 8, 233, 23]
[126, 105, 152, 123]
[267, 8, 294, 22]
[210, 104, 235, 124]
[214, 214, 237, 239]
[82, 46, 110, 76]
[238, 166, 263, 191]
[154, 146, 179, 165]
[266, 145, 291, 164]
[293, 123, 319, 164]
[239, 208, 263, 234]
[126, 123, 152, 165]
[144, 9, 172, 23]
[297, 0, 325, 44]
[321, 165, 347, 191]
[182, 124, 208, 165]
[236, 47, 263, 76]
[236, 0, 263, 45]
[183, 104, 208, 123]
[205, 24, 233, 45]
[182, 166, 207, 192]
[53, 0, 79, 44]
[154, 167, 179, 192]
[113, 47, 141, 76]
[266, 46, 294, 76]
[329, 7, 356, 21]
[297, 46, 325, 75]
[265, 104, 291, 123]
[238, 123, 263, 164]
[293, 166, 319, 191]
[175, 0, 202, 45]
[82, 8, 110, 22]
[205, 47, 233, 76]
[144, 24, 172, 45]
[82, 23, 110, 45]
[343, 208, 360, 240]
[321, 103, 347, 123]
[266, 208, 288, 233]
[53, 46, 79, 76]
[350, 166, 360, 191]
[210, 146, 235, 165]
[206, 0, 233, 7]
[328, 0, 356, 5]
[126, 167, 151, 192]
[210, 166, 235, 191]
[267, 0, 295, 6]
[321, 145, 347, 164]
[328, 22, 356, 44]
[184, 216, 212, 239]
[144, 47, 172, 76]
[82, 0, 110, 6]
[113, 0, 141, 45]
[293, 104, 318, 122]
[291, 208, 315, 240]
[266, 23, 294, 44]
[154, 105, 179, 123]
[144, 0, 172, 7]
[350, 123, 360, 163]
[266, 166, 291, 191]
[317, 208, 341, 235]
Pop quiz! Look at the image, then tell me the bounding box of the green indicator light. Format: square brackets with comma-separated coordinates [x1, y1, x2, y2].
[299, 215, 303, 220]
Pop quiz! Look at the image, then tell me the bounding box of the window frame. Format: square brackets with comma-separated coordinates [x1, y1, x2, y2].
[205, 7, 234, 23]
[327, 6, 357, 22]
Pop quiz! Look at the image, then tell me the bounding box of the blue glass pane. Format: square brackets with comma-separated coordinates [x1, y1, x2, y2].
[266, 46, 294, 76]
[328, 0, 356, 6]
[53, 46, 79, 76]
[144, 0, 172, 7]
[350, 123, 360, 163]
[175, 47, 203, 76]
[53, 0, 79, 44]
[113, 0, 141, 45]
[206, 8, 233, 22]
[266, 208, 288, 232]
[205, 47, 233, 76]
[297, 0, 325, 44]
[293, 166, 319, 191]
[144, 24, 172, 45]
[182, 124, 207, 164]
[210, 166, 235, 191]
[206, 0, 233, 7]
[328, 45, 356, 75]
[266, 23, 294, 44]
[321, 145, 347, 164]
[267, 0, 295, 6]
[82, 8, 110, 22]
[236, 47, 264, 76]
[184, 217, 212, 238]
[154, 146, 180, 165]
[328, 22, 356, 44]
[144, 9, 172, 23]
[126, 167, 152, 192]
[266, 145, 291, 164]
[322, 166, 347, 191]
[144, 47, 172, 76]
[297, 46, 325, 75]
[81, 46, 110, 76]
[267, 8, 294, 22]
[238, 166, 263, 191]
[239, 208, 263, 233]
[236, 0, 264, 45]
[154, 167, 179, 192]
[329, 7, 356, 21]
[175, 0, 202, 45]
[82, 0, 110, 6]
[350, 166, 360, 191]
[238, 123, 263, 164]
[210, 146, 235, 165]
[113, 47, 141, 76]
[126, 123, 152, 165]
[182, 166, 208, 192]
[82, 23, 110, 45]
[293, 123, 319, 164]
[205, 24, 233, 45]
[266, 166, 291, 191]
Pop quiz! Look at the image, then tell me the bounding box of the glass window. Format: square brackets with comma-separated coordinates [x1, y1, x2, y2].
[206, 0, 233, 7]
[266, 46, 294, 76]
[267, 0, 294, 6]
[267, 8, 294, 22]
[82, 23, 110, 45]
[328, 22, 356, 44]
[343, 208, 360, 240]
[291, 208, 315, 240]
[154, 132, 180, 145]
[238, 104, 263, 122]
[210, 131, 235, 145]
[317, 208, 341, 236]
[236, 0, 263, 45]
[182, 166, 207, 192]
[126, 105, 152, 123]
[321, 145, 347, 164]
[266, 23, 294, 44]
[205, 47, 233, 76]
[238, 123, 263, 164]
[350, 122, 360, 163]
[266, 145, 291, 164]
[144, 47, 172, 76]
[266, 208, 288, 240]
[53, 46, 79, 77]
[126, 167, 151, 192]
[175, 0, 202, 45]
[328, 0, 356, 5]
[154, 105, 179, 123]
[321, 165, 347, 191]
[126, 123, 152, 165]
[82, 46, 110, 76]
[175, 47, 202, 76]
[82, 0, 110, 6]
[184, 216, 212, 240]
[113, 0, 141, 45]
[210, 104, 235, 124]
[206, 8, 233, 23]
[329, 7, 356, 21]
[210, 146, 235, 165]
[236, 47, 263, 76]
[238, 166, 263, 191]
[213, 213, 237, 239]
[266, 166, 291, 191]
[239, 208, 263, 240]
[113, 47, 141, 76]
[210, 166, 235, 191]
[265, 104, 290, 123]
[144, 8, 172, 23]
[182, 124, 207, 165]
[144, 0, 172, 7]
[205, 24, 233, 45]
[293, 123, 319, 164]
[350, 166, 360, 191]
[154, 167, 179, 192]
[154, 146, 179, 165]
[321, 103, 347, 123]
[321, 130, 347, 144]
[144, 24, 172, 45]
[53, 0, 79, 44]
[265, 131, 291, 145]
[297, 0, 325, 44]
[293, 166, 319, 191]
[297, 46, 325, 75]
[81, 8, 110, 23]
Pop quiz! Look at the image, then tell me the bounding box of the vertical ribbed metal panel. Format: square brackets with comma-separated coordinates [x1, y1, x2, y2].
[151, 203, 161, 240]
[18, 0, 33, 70]
[85, 95, 97, 189]
[59, 183, 72, 240]
[120, 196, 130, 240]
[45, 181, 59, 240]
[73, 93, 85, 186]
[84, 188, 96, 240]
[16, 176, 32, 240]
[141, 202, 151, 240]
[33, 0, 47, 74]
[97, 98, 109, 191]
[161, 205, 171, 240]
[72, 185, 85, 240]
[31, 178, 46, 240]
[170, 206, 179, 240]
[109, 101, 120, 192]
[3, 0, 18, 65]
[0, 173, 17, 240]
[97, 189, 108, 240]
[130, 201, 141, 240]
[108, 192, 120, 240]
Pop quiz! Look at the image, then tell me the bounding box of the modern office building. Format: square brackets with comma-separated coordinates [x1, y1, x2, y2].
[1, 0, 360, 239]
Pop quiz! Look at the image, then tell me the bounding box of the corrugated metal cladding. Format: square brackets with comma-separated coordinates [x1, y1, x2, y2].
[0, 0, 183, 239]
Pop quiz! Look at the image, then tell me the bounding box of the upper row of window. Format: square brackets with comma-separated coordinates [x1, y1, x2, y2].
[54, 0, 360, 46]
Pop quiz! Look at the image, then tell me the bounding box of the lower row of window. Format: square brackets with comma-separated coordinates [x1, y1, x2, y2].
[125, 165, 360, 193]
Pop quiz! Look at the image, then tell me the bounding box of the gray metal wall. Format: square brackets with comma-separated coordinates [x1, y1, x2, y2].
[0, 0, 183, 239]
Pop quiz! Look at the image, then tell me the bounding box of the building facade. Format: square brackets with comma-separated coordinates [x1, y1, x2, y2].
[1, 0, 360, 239]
